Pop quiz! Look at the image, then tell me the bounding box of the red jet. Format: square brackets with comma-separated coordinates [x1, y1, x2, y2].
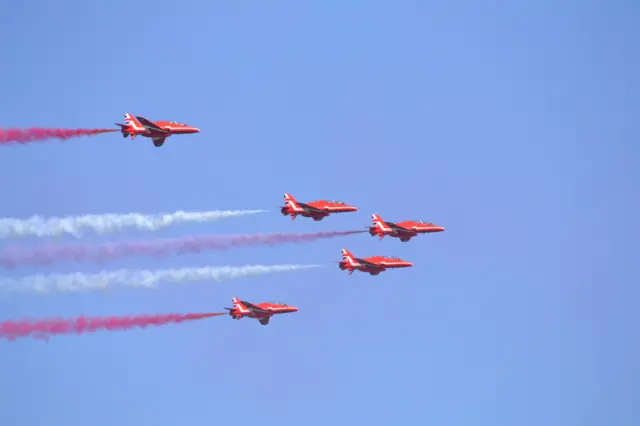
[367, 213, 446, 242]
[338, 248, 413, 276]
[224, 297, 299, 325]
[115, 113, 200, 147]
[281, 193, 358, 221]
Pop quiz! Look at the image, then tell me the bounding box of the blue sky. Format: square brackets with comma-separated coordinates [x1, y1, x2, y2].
[1, 1, 638, 425]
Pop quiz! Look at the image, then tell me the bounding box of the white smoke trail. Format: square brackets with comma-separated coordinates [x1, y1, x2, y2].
[0, 209, 267, 239]
[0, 264, 320, 294]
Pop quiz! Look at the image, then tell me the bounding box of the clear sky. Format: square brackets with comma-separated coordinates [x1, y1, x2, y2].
[1, 1, 638, 425]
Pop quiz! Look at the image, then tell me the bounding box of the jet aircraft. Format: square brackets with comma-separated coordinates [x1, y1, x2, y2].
[367, 213, 446, 242]
[224, 297, 299, 325]
[281, 193, 358, 221]
[115, 113, 200, 147]
[338, 248, 413, 276]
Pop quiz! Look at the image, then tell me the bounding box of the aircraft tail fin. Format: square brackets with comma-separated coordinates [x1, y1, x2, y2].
[371, 213, 385, 225]
[370, 214, 388, 239]
[231, 297, 248, 312]
[284, 193, 297, 203]
[123, 113, 144, 131]
[339, 249, 357, 273]
[341, 248, 354, 259]
[283, 193, 301, 213]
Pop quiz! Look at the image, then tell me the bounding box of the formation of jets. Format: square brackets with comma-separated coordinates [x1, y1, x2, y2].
[109, 116, 445, 326]
[225, 193, 446, 326]
[281, 193, 444, 273]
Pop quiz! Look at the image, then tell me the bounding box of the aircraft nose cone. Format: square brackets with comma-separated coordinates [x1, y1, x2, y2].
[194, 128, 200, 132]
[406, 262, 414, 267]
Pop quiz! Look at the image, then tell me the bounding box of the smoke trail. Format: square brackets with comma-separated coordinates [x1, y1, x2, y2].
[0, 128, 117, 145]
[0, 264, 320, 293]
[0, 230, 366, 268]
[0, 312, 225, 341]
[0, 209, 267, 239]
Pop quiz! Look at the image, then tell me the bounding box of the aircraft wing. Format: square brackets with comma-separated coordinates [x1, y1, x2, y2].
[357, 258, 386, 269]
[390, 225, 414, 235]
[298, 202, 325, 214]
[241, 301, 271, 315]
[136, 116, 169, 133]
[387, 222, 414, 234]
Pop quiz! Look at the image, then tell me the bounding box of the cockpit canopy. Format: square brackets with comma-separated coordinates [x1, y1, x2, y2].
[169, 120, 187, 125]
[268, 301, 287, 306]
[386, 256, 400, 260]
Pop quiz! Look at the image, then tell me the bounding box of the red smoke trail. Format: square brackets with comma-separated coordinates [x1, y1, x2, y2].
[0, 312, 226, 341]
[0, 128, 117, 145]
[0, 230, 367, 268]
